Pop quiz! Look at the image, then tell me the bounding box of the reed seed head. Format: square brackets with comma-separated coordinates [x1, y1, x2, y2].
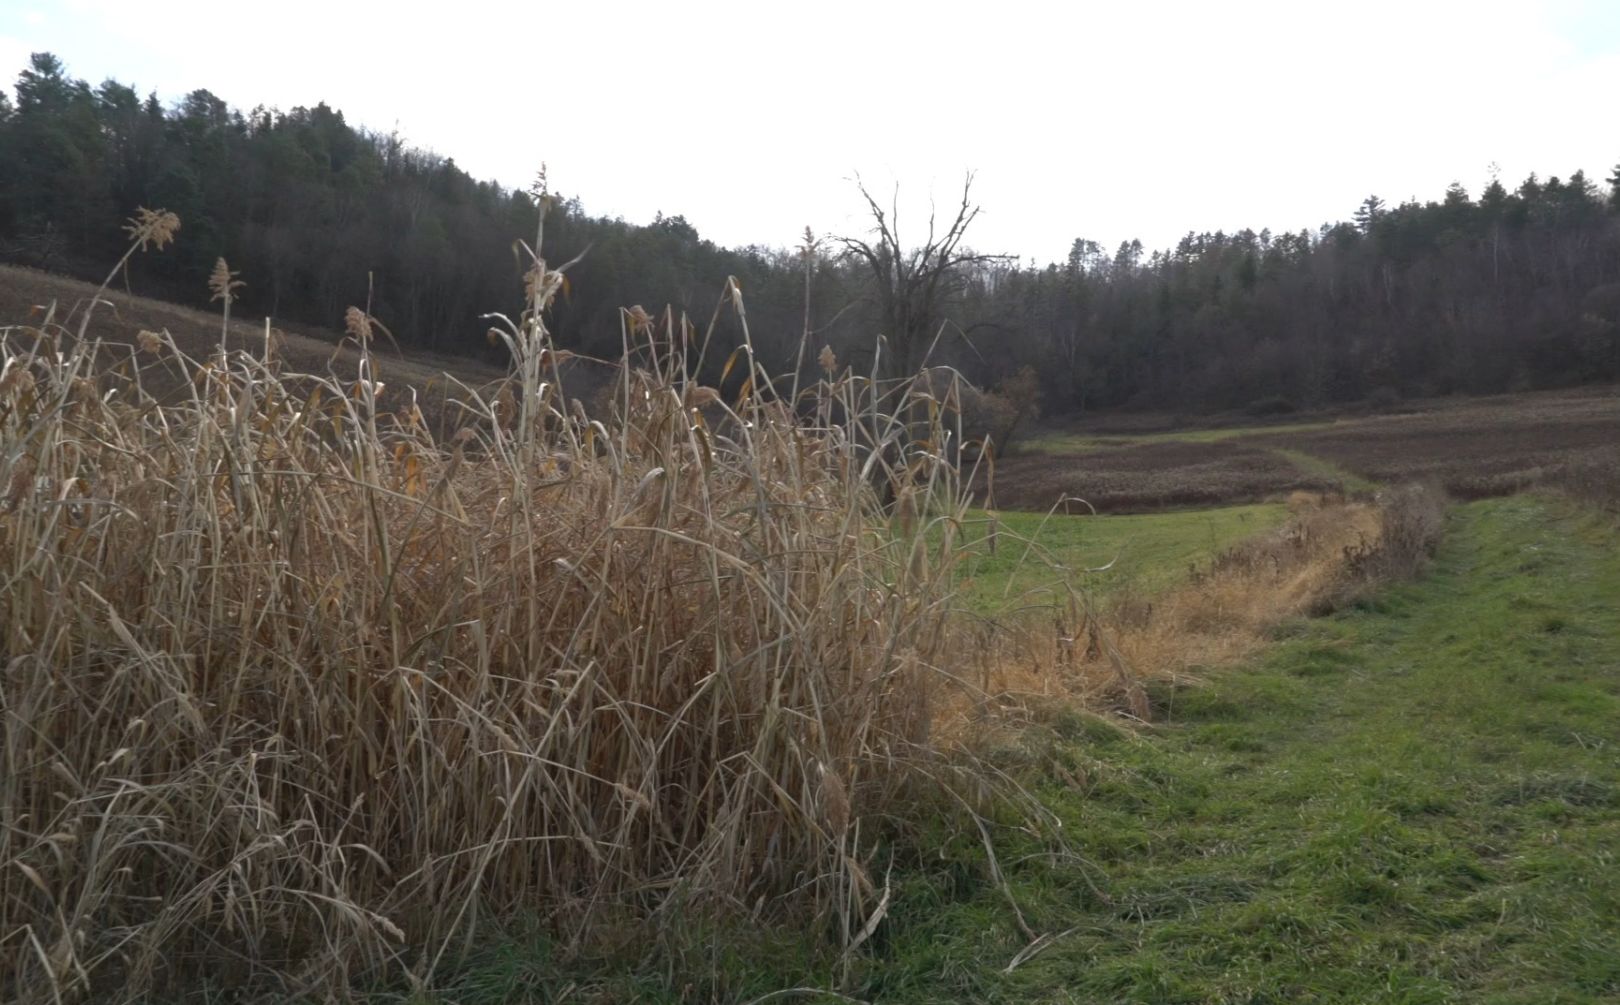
[344, 306, 374, 343]
[122, 207, 181, 252]
[208, 257, 245, 304]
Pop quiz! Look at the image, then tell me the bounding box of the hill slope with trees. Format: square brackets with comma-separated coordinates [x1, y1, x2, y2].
[2, 51, 1617, 414]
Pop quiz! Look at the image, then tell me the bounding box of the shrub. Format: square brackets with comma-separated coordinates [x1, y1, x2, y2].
[1547, 449, 1620, 514]
[913, 365, 1041, 460]
[1338, 482, 1448, 595]
[984, 365, 1043, 451]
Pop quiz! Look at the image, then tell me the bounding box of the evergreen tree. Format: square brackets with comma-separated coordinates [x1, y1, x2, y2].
[1353, 195, 1385, 233]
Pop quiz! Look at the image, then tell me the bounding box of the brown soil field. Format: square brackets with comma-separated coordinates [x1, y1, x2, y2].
[994, 386, 1619, 513]
[1254, 389, 1620, 499]
[984, 439, 1339, 512]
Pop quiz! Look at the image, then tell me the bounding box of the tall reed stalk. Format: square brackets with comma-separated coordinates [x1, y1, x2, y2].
[0, 203, 1012, 1002]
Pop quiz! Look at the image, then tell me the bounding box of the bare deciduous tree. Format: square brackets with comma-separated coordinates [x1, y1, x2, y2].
[838, 172, 1010, 380]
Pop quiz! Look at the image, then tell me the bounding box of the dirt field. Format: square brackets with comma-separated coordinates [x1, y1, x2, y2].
[1254, 389, 1620, 498]
[994, 386, 1619, 513]
[985, 438, 1338, 512]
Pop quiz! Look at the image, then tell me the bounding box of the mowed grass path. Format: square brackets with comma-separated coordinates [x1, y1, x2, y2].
[867, 496, 1620, 1003]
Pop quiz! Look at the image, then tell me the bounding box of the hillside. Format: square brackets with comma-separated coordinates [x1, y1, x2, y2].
[0, 263, 514, 431]
[0, 263, 661, 438]
[4, 51, 1619, 417]
[6, 29, 1620, 1005]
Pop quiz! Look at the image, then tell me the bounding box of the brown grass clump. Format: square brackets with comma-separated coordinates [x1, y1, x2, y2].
[0, 211, 1008, 1001]
[1340, 482, 1448, 587]
[1546, 447, 1620, 515]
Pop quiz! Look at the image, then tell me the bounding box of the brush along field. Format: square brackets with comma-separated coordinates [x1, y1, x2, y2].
[932, 487, 1427, 731]
[1003, 385, 1620, 513]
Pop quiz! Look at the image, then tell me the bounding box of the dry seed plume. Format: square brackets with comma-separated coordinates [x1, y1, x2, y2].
[344, 305, 375, 343]
[121, 206, 180, 252]
[207, 257, 244, 305]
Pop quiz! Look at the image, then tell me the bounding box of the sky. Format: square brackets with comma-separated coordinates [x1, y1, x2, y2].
[2, 0, 1617, 264]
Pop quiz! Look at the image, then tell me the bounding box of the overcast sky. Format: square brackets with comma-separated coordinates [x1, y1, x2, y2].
[3, 0, 1617, 264]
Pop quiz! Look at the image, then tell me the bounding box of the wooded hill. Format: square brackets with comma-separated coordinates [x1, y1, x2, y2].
[3, 51, 1618, 415]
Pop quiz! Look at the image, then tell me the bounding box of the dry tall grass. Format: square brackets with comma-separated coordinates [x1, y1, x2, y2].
[1547, 447, 1620, 515]
[0, 209, 1005, 1001]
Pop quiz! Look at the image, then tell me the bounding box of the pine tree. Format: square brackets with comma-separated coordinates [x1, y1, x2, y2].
[0, 91, 13, 232]
[10, 53, 112, 250]
[1353, 195, 1385, 233]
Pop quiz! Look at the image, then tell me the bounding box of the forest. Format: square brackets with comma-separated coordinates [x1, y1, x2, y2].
[3, 50, 1618, 414]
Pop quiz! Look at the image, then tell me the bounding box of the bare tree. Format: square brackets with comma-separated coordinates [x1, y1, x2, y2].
[838, 172, 1009, 380]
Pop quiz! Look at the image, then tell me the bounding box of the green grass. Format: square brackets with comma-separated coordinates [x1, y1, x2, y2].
[948, 503, 1289, 614]
[413, 495, 1620, 1003]
[1023, 419, 1342, 454]
[871, 494, 1620, 1003]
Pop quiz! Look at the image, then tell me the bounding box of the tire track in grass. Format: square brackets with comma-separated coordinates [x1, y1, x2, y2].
[1268, 445, 1379, 494]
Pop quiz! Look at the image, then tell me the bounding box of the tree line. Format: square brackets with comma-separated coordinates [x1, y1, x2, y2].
[3, 51, 1618, 415]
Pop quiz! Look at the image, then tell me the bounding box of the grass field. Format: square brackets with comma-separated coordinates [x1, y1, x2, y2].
[869, 495, 1620, 1004]
[425, 494, 1620, 1003]
[950, 502, 1289, 614]
[1257, 392, 1620, 500]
